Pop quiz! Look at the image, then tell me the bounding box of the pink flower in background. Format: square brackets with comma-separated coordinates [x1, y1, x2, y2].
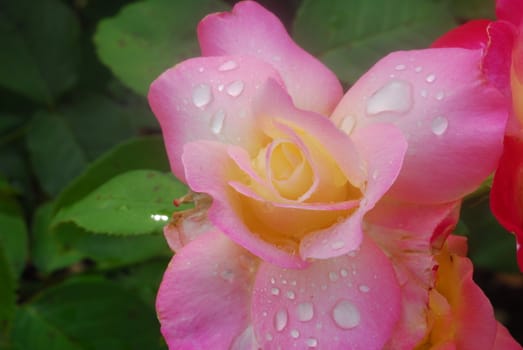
[148, 1, 513, 348]
[433, 0, 523, 271]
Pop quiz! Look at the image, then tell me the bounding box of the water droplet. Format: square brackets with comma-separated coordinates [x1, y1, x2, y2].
[332, 300, 361, 329]
[210, 109, 225, 135]
[431, 116, 448, 136]
[420, 89, 428, 98]
[220, 269, 234, 282]
[271, 277, 276, 284]
[271, 287, 280, 296]
[394, 64, 406, 71]
[340, 268, 348, 277]
[340, 116, 356, 134]
[274, 309, 288, 331]
[359, 285, 370, 293]
[226, 80, 245, 97]
[290, 329, 300, 338]
[217, 84, 225, 91]
[305, 338, 318, 347]
[329, 271, 339, 282]
[371, 169, 379, 180]
[198, 67, 204, 73]
[366, 80, 413, 115]
[297, 302, 314, 322]
[425, 74, 436, 83]
[266, 333, 273, 341]
[414, 66, 423, 73]
[218, 60, 238, 71]
[290, 280, 297, 286]
[435, 91, 445, 100]
[192, 84, 212, 108]
[286, 291, 296, 300]
[331, 240, 345, 250]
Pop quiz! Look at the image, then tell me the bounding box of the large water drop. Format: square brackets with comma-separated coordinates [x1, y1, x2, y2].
[332, 300, 360, 329]
[366, 80, 412, 116]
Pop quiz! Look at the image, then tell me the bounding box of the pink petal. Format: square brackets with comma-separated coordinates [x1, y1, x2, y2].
[156, 231, 258, 349]
[496, 0, 523, 26]
[492, 323, 523, 350]
[300, 123, 407, 260]
[431, 20, 491, 50]
[251, 236, 401, 350]
[332, 48, 508, 204]
[490, 135, 523, 271]
[183, 140, 307, 268]
[366, 198, 460, 239]
[148, 55, 284, 181]
[368, 224, 435, 349]
[484, 20, 517, 95]
[198, 1, 343, 115]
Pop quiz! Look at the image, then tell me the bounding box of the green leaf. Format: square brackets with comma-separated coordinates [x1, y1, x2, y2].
[451, 0, 495, 20]
[461, 196, 519, 272]
[0, 246, 16, 338]
[112, 258, 170, 308]
[293, 0, 457, 84]
[26, 111, 88, 196]
[54, 170, 187, 235]
[0, 196, 28, 277]
[31, 203, 84, 274]
[0, 0, 80, 105]
[94, 0, 229, 95]
[54, 136, 170, 212]
[11, 308, 81, 350]
[12, 279, 165, 350]
[33, 204, 170, 274]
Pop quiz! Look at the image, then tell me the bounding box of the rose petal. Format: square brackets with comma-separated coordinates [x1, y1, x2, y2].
[492, 323, 523, 350]
[496, 0, 523, 26]
[490, 135, 523, 271]
[332, 48, 507, 204]
[148, 55, 284, 181]
[251, 236, 401, 350]
[431, 20, 491, 50]
[300, 123, 407, 260]
[156, 230, 257, 349]
[198, 0, 343, 115]
[183, 140, 307, 268]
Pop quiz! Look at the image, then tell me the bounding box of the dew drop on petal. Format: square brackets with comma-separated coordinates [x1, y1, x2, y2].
[297, 302, 314, 322]
[329, 271, 339, 282]
[266, 333, 273, 341]
[290, 329, 300, 338]
[359, 285, 370, 293]
[420, 89, 428, 98]
[210, 109, 225, 135]
[394, 64, 406, 71]
[286, 290, 296, 300]
[220, 269, 234, 282]
[414, 66, 423, 73]
[340, 116, 356, 134]
[226, 80, 245, 97]
[366, 80, 413, 116]
[274, 309, 288, 332]
[332, 300, 360, 329]
[435, 91, 445, 100]
[305, 338, 318, 348]
[340, 268, 348, 277]
[271, 287, 280, 296]
[425, 73, 436, 83]
[218, 60, 238, 71]
[192, 84, 212, 108]
[431, 116, 448, 136]
[331, 240, 345, 250]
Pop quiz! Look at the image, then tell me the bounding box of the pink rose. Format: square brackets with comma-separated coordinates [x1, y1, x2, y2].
[149, 1, 509, 348]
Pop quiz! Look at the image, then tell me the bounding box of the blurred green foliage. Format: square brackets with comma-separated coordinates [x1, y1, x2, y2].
[0, 0, 519, 348]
